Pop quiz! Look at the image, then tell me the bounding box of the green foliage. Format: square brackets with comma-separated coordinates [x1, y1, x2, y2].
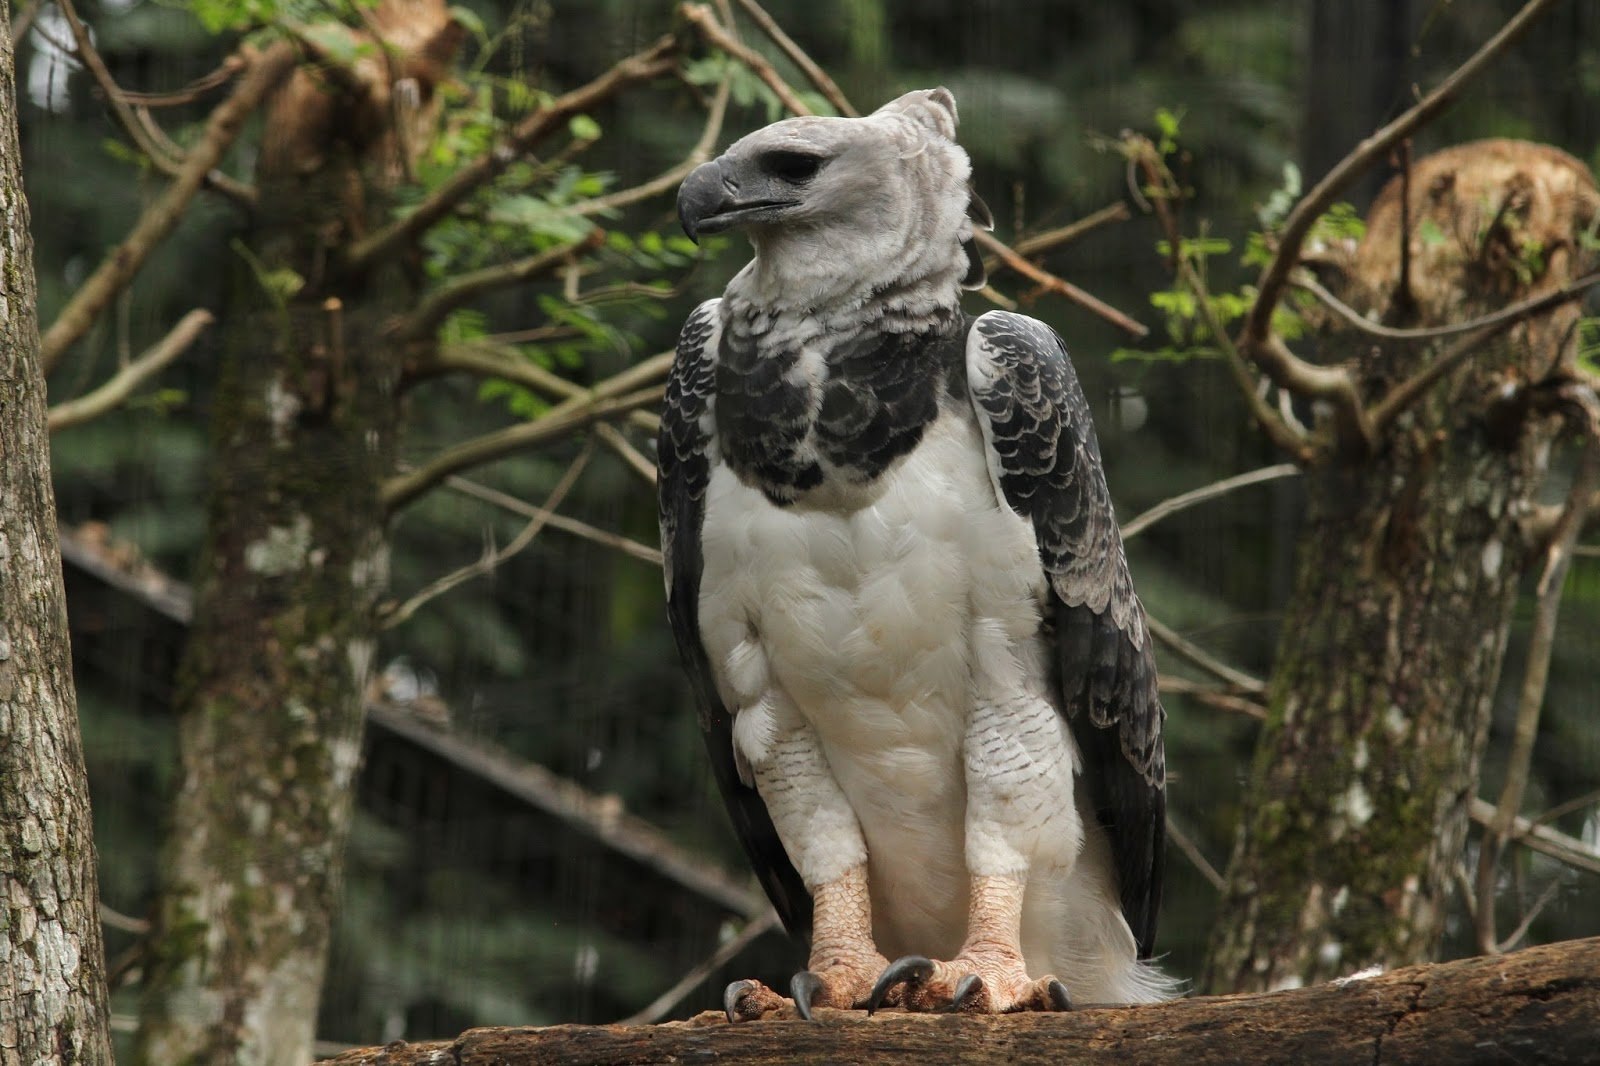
[1578, 317, 1600, 377]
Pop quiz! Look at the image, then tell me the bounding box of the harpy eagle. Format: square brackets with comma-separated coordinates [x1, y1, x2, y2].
[658, 88, 1172, 1018]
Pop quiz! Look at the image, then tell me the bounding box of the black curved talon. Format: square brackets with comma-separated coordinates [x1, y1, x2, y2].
[1047, 978, 1073, 1012]
[949, 973, 985, 1012]
[867, 955, 935, 1015]
[790, 970, 824, 1021]
[723, 979, 757, 1024]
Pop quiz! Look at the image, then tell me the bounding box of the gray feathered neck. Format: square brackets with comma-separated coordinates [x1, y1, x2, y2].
[720, 89, 988, 329]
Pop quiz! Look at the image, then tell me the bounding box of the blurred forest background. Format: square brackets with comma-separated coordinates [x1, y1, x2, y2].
[15, 0, 1600, 1055]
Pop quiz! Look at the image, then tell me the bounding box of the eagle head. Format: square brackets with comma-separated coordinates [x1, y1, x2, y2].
[678, 88, 993, 304]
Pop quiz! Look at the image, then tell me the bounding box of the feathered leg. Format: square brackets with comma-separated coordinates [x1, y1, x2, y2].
[869, 692, 1080, 1013]
[723, 702, 891, 1021]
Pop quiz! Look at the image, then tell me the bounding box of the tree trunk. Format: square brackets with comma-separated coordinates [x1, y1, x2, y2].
[0, 8, 114, 1062]
[1205, 141, 1600, 992]
[313, 936, 1600, 1066]
[133, 6, 458, 1061]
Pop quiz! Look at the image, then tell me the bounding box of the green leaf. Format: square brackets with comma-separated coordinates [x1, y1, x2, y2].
[568, 114, 602, 142]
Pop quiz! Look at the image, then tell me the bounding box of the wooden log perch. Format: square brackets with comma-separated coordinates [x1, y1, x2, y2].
[319, 936, 1600, 1065]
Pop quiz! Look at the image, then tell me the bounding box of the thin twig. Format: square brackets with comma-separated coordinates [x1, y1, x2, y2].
[1121, 464, 1301, 540]
[1297, 269, 1600, 345]
[57, 0, 180, 172]
[680, 3, 808, 116]
[40, 43, 297, 373]
[48, 310, 214, 432]
[572, 71, 732, 218]
[384, 444, 595, 629]
[1242, 0, 1561, 355]
[1528, 787, 1600, 831]
[992, 202, 1132, 266]
[445, 476, 663, 565]
[347, 35, 680, 270]
[384, 352, 675, 512]
[1146, 614, 1265, 695]
[1159, 676, 1268, 721]
[1469, 798, 1600, 878]
[414, 341, 661, 435]
[979, 232, 1147, 338]
[1473, 430, 1600, 953]
[1166, 814, 1226, 891]
[731, 0, 856, 116]
[616, 910, 782, 1026]
[1496, 877, 1564, 954]
[595, 423, 657, 486]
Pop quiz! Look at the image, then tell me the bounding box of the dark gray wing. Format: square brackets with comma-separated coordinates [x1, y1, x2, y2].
[657, 299, 813, 945]
[964, 310, 1166, 958]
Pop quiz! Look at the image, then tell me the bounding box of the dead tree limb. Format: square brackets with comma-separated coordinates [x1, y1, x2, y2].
[316, 935, 1600, 1066]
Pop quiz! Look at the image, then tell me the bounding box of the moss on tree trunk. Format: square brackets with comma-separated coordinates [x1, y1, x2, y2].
[1205, 141, 1599, 992]
[131, 32, 436, 1066]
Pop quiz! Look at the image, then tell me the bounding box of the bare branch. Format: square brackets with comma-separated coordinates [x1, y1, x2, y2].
[10, 0, 42, 45]
[1146, 614, 1265, 695]
[572, 67, 732, 218]
[1242, 0, 1561, 355]
[1166, 814, 1226, 891]
[1121, 464, 1300, 540]
[680, 2, 809, 116]
[1474, 429, 1600, 952]
[384, 352, 675, 512]
[993, 202, 1132, 265]
[595, 423, 657, 486]
[1495, 877, 1563, 955]
[396, 233, 602, 341]
[617, 909, 782, 1026]
[347, 35, 680, 270]
[445, 476, 663, 566]
[48, 310, 214, 432]
[978, 232, 1148, 339]
[39, 42, 297, 373]
[1159, 676, 1267, 721]
[416, 341, 661, 435]
[57, 0, 179, 172]
[730, 0, 856, 116]
[1468, 798, 1600, 878]
[384, 444, 594, 629]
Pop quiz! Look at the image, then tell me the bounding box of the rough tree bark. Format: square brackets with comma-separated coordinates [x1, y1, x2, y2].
[0, 7, 114, 1061]
[1205, 141, 1599, 992]
[132, 5, 460, 1063]
[314, 936, 1600, 1066]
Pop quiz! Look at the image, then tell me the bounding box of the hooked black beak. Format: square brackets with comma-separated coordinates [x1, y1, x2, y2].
[676, 157, 800, 243]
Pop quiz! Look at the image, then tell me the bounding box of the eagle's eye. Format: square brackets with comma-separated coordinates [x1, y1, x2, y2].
[762, 150, 825, 184]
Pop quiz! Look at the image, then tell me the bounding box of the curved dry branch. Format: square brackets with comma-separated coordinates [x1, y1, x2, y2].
[48, 310, 214, 432]
[446, 475, 663, 566]
[416, 341, 661, 435]
[39, 42, 295, 373]
[384, 351, 673, 513]
[1241, 0, 1561, 355]
[1146, 614, 1264, 695]
[383, 444, 595, 630]
[572, 69, 732, 218]
[1121, 464, 1300, 540]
